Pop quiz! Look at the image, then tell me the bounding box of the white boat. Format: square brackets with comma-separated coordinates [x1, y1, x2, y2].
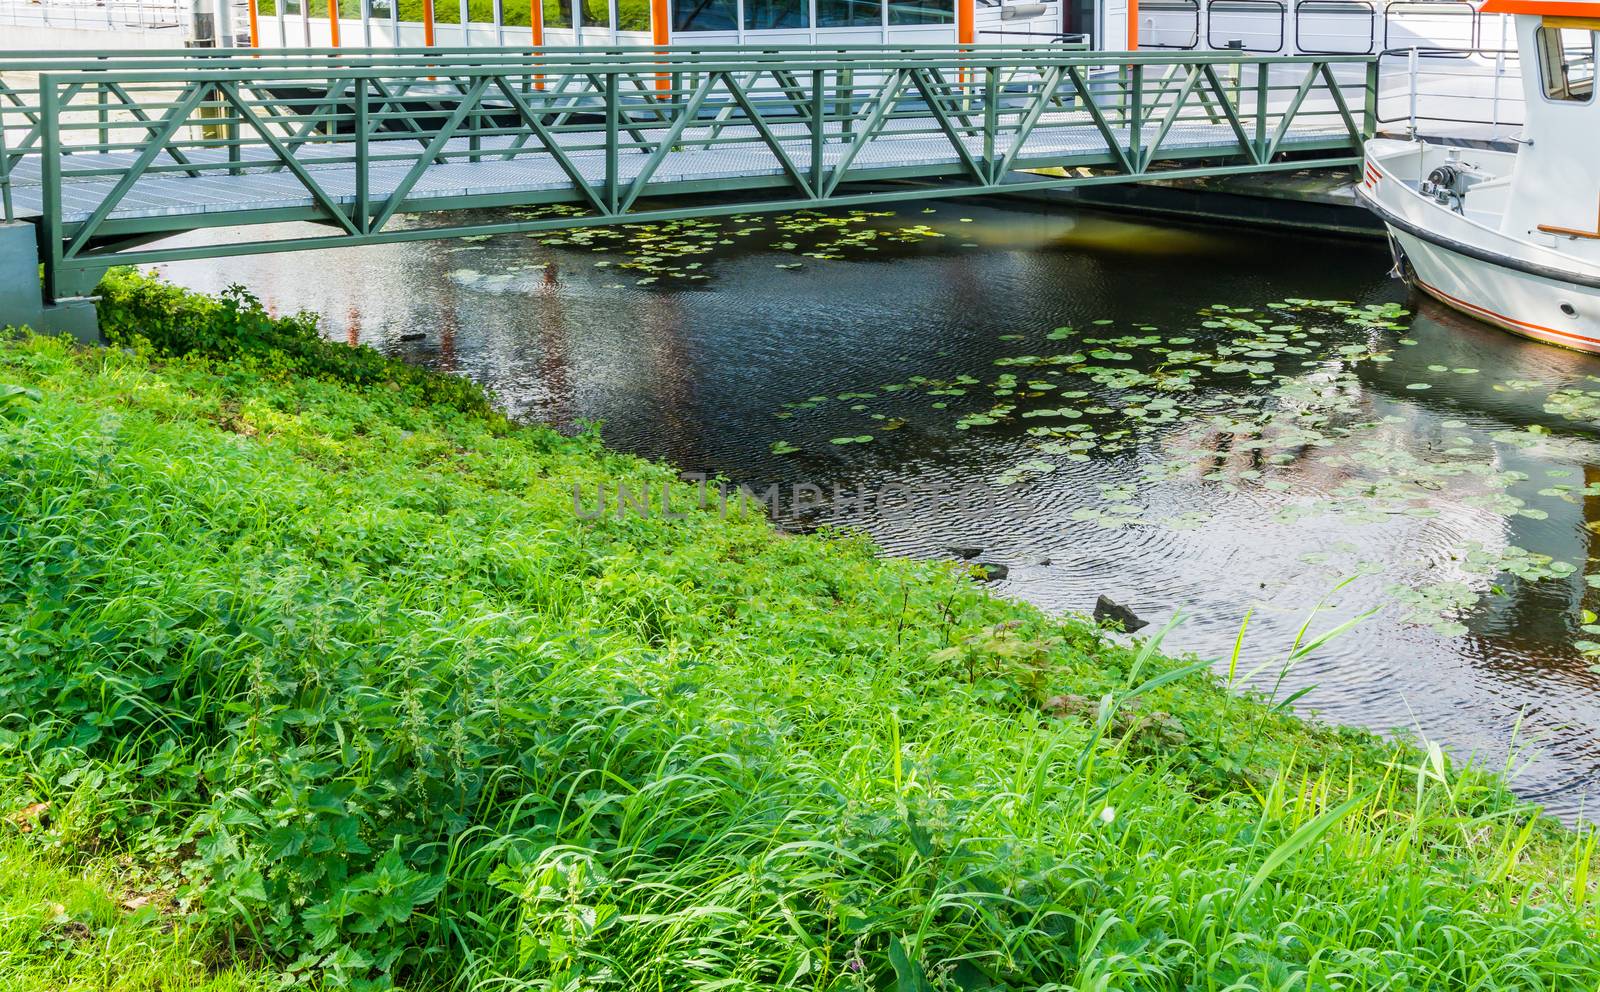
[1358, 0, 1600, 353]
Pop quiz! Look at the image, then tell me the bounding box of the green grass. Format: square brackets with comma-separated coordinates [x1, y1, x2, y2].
[0, 268, 1597, 989]
[0, 838, 284, 991]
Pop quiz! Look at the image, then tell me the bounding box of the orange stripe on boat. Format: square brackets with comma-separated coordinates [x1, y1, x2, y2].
[1413, 276, 1600, 346]
[1479, 0, 1600, 15]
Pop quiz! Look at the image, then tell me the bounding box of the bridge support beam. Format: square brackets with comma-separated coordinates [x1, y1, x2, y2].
[0, 223, 102, 344]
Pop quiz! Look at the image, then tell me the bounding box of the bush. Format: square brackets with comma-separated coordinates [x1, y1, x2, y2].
[96, 269, 496, 420]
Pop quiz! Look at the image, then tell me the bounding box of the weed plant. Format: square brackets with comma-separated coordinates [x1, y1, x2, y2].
[0, 271, 1595, 989]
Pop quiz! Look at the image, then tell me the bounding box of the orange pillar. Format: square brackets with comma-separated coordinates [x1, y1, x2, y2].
[1128, 0, 1138, 48]
[422, 0, 436, 45]
[247, 0, 261, 46]
[532, 0, 544, 88]
[328, 0, 342, 45]
[651, 0, 668, 43]
[957, 0, 973, 43]
[652, 0, 669, 93]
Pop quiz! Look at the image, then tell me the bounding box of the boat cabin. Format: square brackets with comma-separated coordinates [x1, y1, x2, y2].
[1480, 0, 1600, 258]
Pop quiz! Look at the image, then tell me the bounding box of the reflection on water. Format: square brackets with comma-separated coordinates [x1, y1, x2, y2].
[158, 201, 1600, 822]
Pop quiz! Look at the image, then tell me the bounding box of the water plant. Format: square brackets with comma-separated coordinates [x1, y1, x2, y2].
[773, 294, 1600, 649]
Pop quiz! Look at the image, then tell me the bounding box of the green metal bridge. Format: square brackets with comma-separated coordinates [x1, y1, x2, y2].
[0, 44, 1378, 333]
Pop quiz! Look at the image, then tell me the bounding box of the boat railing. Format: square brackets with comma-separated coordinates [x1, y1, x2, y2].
[1376, 43, 1524, 137]
[1140, 0, 1488, 56]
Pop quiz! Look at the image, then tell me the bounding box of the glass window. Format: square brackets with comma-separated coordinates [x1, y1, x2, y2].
[745, 0, 808, 28]
[580, 0, 610, 28]
[494, 0, 532, 27]
[817, 0, 880, 26]
[673, 0, 737, 30]
[887, 0, 951, 24]
[616, 0, 651, 30]
[543, 0, 572, 27]
[1539, 27, 1596, 103]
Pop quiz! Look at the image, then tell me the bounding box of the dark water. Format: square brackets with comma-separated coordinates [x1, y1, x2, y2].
[158, 199, 1600, 822]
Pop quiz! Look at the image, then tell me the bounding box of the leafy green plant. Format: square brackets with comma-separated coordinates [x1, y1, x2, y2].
[927, 621, 1062, 706]
[0, 383, 39, 420]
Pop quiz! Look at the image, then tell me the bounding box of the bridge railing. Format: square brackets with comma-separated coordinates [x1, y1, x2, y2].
[0, 47, 1376, 300]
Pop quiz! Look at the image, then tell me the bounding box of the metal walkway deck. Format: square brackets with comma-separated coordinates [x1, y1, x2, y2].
[0, 46, 1378, 300]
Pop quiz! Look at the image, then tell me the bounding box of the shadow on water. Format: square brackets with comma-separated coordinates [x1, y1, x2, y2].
[158, 199, 1600, 821]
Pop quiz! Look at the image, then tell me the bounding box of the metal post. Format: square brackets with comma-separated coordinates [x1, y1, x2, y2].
[1129, 63, 1143, 169]
[0, 102, 13, 224]
[836, 68, 853, 139]
[983, 64, 997, 180]
[39, 77, 62, 306]
[355, 77, 369, 233]
[1363, 58, 1379, 139]
[215, 0, 234, 45]
[96, 82, 109, 150]
[1254, 60, 1268, 156]
[360, 0, 371, 44]
[1407, 46, 1418, 138]
[604, 71, 618, 212]
[1491, 16, 1506, 131]
[811, 68, 825, 194]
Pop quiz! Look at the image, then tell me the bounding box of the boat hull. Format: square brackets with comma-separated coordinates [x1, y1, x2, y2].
[1390, 227, 1600, 353]
[1358, 139, 1600, 356]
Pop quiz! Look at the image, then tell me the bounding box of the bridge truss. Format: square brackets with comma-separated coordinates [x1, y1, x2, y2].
[0, 45, 1378, 303]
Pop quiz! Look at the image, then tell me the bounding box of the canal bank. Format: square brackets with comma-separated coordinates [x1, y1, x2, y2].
[0, 270, 1596, 989]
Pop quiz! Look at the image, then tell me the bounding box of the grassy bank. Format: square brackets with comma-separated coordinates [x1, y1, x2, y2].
[0, 270, 1597, 990]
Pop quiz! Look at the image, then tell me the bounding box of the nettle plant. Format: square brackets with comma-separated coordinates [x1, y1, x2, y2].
[928, 621, 1062, 707]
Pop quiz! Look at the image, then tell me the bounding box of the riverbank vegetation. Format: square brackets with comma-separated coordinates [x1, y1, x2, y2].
[1, 270, 1597, 989]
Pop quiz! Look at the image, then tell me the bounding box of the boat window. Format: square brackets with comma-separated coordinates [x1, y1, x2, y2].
[1538, 26, 1596, 103]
